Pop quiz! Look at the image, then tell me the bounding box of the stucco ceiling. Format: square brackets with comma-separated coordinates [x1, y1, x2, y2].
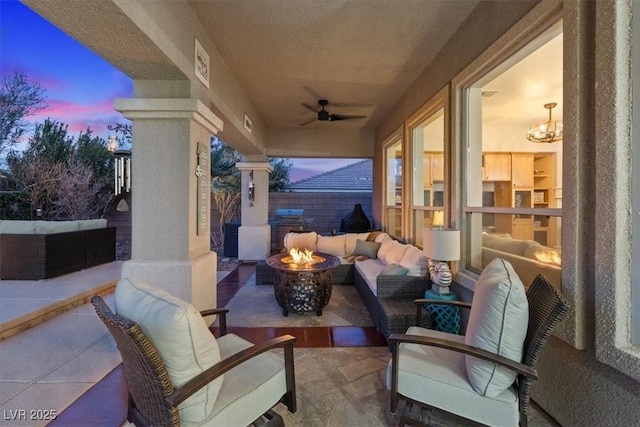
[189, 0, 483, 131]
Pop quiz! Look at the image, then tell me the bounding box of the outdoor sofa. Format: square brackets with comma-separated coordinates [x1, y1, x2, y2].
[0, 219, 116, 280]
[257, 231, 431, 340]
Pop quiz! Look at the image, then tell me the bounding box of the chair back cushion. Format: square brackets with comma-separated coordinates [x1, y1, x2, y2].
[465, 258, 528, 397]
[115, 277, 222, 423]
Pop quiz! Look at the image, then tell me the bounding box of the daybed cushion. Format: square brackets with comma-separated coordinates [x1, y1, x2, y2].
[0, 220, 38, 234]
[283, 231, 318, 252]
[465, 258, 528, 397]
[115, 277, 222, 423]
[353, 239, 381, 259]
[317, 234, 347, 256]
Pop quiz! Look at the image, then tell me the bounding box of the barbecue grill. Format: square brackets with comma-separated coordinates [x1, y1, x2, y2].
[273, 209, 312, 250]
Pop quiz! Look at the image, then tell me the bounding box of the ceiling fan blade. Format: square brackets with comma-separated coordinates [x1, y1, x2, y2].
[329, 114, 367, 121]
[302, 85, 324, 101]
[298, 117, 318, 127]
[301, 102, 318, 113]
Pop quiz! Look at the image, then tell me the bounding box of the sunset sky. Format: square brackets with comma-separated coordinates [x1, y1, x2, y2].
[0, 1, 362, 181]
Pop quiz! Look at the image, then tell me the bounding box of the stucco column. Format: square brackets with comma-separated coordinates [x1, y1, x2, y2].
[114, 98, 223, 309]
[236, 159, 273, 261]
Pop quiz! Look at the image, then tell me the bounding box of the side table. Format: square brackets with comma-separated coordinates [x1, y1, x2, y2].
[424, 289, 461, 334]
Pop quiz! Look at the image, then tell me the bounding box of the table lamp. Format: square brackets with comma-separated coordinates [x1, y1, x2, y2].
[423, 227, 460, 294]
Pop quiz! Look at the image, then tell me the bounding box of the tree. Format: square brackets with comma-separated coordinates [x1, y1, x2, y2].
[0, 71, 47, 158]
[6, 119, 115, 220]
[269, 158, 292, 192]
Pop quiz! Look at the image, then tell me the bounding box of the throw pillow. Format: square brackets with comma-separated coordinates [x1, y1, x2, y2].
[317, 234, 347, 256]
[115, 277, 222, 423]
[465, 258, 528, 398]
[381, 240, 410, 266]
[352, 239, 381, 259]
[380, 263, 409, 276]
[284, 231, 318, 252]
[376, 236, 395, 261]
[399, 246, 429, 277]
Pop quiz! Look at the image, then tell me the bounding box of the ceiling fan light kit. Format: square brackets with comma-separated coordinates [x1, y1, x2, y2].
[527, 102, 563, 143]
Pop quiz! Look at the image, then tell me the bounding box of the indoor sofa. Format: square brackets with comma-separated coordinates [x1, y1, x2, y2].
[257, 231, 431, 340]
[481, 233, 561, 291]
[0, 219, 116, 280]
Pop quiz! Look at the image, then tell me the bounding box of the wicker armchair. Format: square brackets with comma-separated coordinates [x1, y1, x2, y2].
[388, 273, 568, 427]
[91, 295, 296, 426]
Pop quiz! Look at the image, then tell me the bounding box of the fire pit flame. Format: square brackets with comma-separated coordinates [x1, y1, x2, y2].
[289, 248, 314, 264]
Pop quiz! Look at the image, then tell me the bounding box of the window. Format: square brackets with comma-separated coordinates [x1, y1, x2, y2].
[461, 23, 563, 292]
[408, 86, 448, 246]
[383, 128, 403, 238]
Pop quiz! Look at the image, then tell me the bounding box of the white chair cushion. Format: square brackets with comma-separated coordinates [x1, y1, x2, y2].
[387, 326, 518, 426]
[399, 246, 429, 277]
[114, 277, 222, 424]
[345, 232, 372, 254]
[317, 234, 347, 256]
[185, 333, 287, 427]
[283, 231, 318, 252]
[465, 258, 528, 397]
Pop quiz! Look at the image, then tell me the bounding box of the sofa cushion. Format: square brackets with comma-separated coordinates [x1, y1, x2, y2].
[35, 220, 81, 234]
[76, 219, 108, 230]
[0, 220, 38, 234]
[115, 277, 222, 423]
[317, 234, 347, 256]
[284, 231, 318, 252]
[400, 246, 429, 277]
[345, 232, 373, 254]
[380, 263, 408, 276]
[465, 258, 528, 398]
[376, 236, 395, 262]
[355, 258, 386, 296]
[352, 239, 381, 259]
[481, 234, 531, 256]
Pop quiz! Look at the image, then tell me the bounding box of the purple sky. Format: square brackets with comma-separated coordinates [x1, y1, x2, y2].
[0, 1, 364, 182]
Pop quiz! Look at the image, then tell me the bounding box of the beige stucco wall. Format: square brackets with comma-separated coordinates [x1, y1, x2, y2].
[375, 0, 640, 425]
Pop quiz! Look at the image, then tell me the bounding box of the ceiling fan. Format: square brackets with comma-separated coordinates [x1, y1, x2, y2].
[299, 99, 367, 126]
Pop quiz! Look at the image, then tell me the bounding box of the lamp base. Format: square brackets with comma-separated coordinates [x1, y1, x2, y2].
[431, 284, 451, 294]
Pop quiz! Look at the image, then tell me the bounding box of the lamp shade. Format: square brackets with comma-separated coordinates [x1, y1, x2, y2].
[423, 228, 460, 261]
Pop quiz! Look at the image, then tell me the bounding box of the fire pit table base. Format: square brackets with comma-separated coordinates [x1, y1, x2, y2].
[273, 270, 333, 316]
[266, 252, 340, 317]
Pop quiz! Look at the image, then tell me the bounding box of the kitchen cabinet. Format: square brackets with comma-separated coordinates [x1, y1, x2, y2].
[482, 153, 511, 181]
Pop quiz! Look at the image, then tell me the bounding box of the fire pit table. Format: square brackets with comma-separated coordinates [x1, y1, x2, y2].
[266, 251, 341, 316]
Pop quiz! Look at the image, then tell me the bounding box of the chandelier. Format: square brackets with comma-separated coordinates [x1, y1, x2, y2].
[526, 102, 563, 143]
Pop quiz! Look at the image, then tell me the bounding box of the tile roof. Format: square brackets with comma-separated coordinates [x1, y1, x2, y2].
[287, 159, 372, 192]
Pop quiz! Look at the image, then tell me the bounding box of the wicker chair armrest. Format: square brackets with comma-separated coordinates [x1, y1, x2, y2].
[199, 308, 229, 335]
[166, 334, 296, 407]
[388, 333, 538, 380]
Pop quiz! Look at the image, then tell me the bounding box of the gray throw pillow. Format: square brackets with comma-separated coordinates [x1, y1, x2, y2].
[353, 239, 381, 258]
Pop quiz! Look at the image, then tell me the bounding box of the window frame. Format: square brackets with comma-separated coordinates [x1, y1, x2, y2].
[382, 125, 405, 239]
[593, 0, 640, 382]
[406, 85, 450, 246]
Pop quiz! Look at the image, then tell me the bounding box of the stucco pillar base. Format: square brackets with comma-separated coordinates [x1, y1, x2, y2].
[238, 225, 271, 261]
[122, 251, 217, 310]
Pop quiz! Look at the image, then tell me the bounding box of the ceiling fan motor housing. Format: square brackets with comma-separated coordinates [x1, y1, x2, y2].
[318, 110, 330, 121]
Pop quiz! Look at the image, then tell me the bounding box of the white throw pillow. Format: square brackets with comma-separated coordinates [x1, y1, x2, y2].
[376, 236, 394, 262]
[283, 231, 318, 252]
[399, 246, 428, 276]
[382, 240, 410, 266]
[465, 258, 528, 397]
[115, 277, 222, 423]
[317, 234, 347, 256]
